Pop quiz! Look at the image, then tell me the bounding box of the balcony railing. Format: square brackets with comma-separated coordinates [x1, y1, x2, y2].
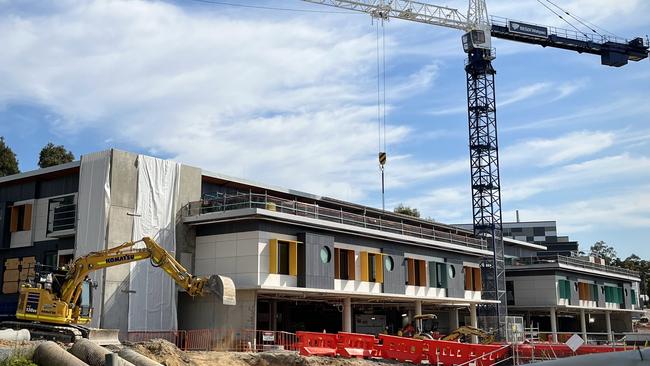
[509, 255, 639, 277]
[184, 192, 487, 251]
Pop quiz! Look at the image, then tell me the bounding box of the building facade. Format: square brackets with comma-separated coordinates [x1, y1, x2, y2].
[0, 149, 641, 342]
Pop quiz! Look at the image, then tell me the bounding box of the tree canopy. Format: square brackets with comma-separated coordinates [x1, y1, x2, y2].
[38, 142, 75, 168]
[393, 203, 420, 218]
[0, 137, 19, 177]
[589, 240, 618, 265]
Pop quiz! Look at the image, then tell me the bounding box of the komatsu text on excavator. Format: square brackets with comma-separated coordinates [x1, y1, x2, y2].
[1, 237, 236, 343]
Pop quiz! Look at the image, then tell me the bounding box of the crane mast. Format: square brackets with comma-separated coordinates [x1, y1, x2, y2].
[302, 0, 649, 339]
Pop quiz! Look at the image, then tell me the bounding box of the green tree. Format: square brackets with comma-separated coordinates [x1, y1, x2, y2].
[589, 241, 618, 265]
[0, 137, 19, 177]
[393, 203, 420, 218]
[620, 254, 650, 299]
[38, 142, 74, 168]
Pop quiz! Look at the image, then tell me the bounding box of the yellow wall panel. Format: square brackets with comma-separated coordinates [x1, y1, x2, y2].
[269, 239, 278, 274]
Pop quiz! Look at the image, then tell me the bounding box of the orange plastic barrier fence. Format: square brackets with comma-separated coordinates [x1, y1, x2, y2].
[336, 332, 377, 358]
[297, 331, 338, 356]
[377, 334, 425, 364]
[424, 339, 508, 366]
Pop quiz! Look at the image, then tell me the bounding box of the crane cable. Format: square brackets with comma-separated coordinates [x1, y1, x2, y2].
[374, 17, 388, 210]
[543, 0, 622, 40]
[534, 0, 591, 39]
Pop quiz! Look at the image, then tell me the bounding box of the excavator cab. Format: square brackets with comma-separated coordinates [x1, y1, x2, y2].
[77, 279, 93, 320]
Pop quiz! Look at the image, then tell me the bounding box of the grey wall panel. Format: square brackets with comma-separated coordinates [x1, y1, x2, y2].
[446, 259, 464, 298]
[623, 283, 631, 309]
[297, 232, 334, 290]
[569, 276, 579, 305]
[597, 282, 606, 308]
[383, 248, 405, 294]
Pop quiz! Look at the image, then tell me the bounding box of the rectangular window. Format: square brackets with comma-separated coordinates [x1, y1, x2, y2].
[359, 252, 383, 283]
[278, 240, 290, 275]
[632, 289, 637, 305]
[268, 239, 298, 276]
[591, 284, 598, 301]
[558, 279, 571, 299]
[335, 248, 355, 280]
[464, 266, 483, 291]
[436, 262, 447, 288]
[428, 262, 437, 288]
[10, 204, 32, 232]
[578, 282, 589, 301]
[506, 280, 515, 305]
[406, 258, 426, 286]
[47, 195, 76, 233]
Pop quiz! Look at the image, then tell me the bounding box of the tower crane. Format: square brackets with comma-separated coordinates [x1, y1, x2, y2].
[302, 0, 649, 336]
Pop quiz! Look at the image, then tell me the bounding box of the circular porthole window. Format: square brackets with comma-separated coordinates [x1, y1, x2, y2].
[625, 289, 628, 296]
[574, 283, 579, 291]
[601, 287, 605, 294]
[320, 247, 331, 263]
[448, 265, 456, 279]
[385, 256, 394, 271]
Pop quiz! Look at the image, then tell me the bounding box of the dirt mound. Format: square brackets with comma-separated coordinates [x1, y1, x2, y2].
[129, 339, 192, 366]
[187, 351, 406, 366]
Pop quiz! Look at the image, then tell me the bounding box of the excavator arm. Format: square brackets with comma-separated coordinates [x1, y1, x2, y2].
[59, 237, 236, 307]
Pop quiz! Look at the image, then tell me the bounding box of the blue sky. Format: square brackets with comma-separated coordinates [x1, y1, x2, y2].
[1, 0, 649, 257]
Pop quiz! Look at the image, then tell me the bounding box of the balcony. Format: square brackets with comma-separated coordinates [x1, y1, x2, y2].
[509, 255, 639, 278]
[184, 192, 487, 251]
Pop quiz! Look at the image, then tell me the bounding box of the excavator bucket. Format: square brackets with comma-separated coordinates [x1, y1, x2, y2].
[206, 275, 236, 305]
[85, 328, 121, 345]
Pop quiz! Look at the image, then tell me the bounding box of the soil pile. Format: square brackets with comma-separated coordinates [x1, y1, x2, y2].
[129, 339, 191, 366]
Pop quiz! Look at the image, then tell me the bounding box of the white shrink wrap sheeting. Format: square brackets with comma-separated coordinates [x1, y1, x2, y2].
[128, 155, 180, 331]
[75, 150, 112, 328]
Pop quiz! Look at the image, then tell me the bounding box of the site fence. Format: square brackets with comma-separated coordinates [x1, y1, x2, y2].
[185, 191, 486, 250]
[127, 329, 299, 352]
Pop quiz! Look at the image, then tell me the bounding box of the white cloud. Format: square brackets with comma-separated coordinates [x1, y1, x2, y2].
[429, 79, 585, 116]
[0, 0, 432, 201]
[507, 185, 650, 233]
[502, 130, 615, 167]
[503, 153, 650, 201]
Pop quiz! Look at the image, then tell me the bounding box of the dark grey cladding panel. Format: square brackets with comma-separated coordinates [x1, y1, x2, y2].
[0, 181, 36, 202]
[623, 283, 631, 309]
[569, 276, 579, 305]
[597, 284, 606, 308]
[36, 174, 79, 198]
[446, 258, 464, 298]
[383, 248, 405, 294]
[297, 232, 334, 290]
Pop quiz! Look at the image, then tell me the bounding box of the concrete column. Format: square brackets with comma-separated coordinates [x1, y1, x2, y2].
[415, 300, 423, 316]
[343, 298, 352, 332]
[470, 303, 478, 344]
[605, 311, 613, 343]
[270, 300, 277, 331]
[550, 307, 558, 343]
[580, 308, 587, 342]
[449, 308, 459, 331]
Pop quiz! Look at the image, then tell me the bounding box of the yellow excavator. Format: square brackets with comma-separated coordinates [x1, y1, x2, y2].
[443, 326, 495, 344]
[1, 237, 235, 343]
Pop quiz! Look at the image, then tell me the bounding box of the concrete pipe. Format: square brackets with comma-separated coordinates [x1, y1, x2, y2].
[70, 339, 135, 366]
[117, 348, 162, 366]
[33, 341, 89, 366]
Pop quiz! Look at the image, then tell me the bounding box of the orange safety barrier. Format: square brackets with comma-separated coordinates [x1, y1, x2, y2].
[515, 342, 629, 361]
[424, 339, 509, 366]
[297, 331, 338, 356]
[377, 334, 425, 364]
[336, 332, 377, 358]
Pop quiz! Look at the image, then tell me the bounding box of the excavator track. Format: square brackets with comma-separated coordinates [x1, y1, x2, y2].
[0, 321, 120, 345]
[1, 320, 83, 343]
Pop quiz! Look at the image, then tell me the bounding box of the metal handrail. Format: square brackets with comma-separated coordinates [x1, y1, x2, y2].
[509, 255, 639, 277]
[185, 192, 487, 250]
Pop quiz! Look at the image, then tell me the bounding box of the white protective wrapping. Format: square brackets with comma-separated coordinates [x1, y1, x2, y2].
[74, 150, 112, 328]
[128, 155, 180, 331]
